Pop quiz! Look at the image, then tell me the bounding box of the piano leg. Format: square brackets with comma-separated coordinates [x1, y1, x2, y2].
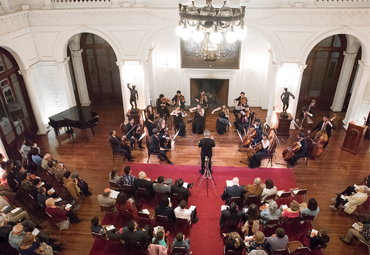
[91, 127, 95, 137]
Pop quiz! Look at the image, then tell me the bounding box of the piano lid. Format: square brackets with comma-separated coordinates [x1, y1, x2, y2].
[48, 106, 98, 122]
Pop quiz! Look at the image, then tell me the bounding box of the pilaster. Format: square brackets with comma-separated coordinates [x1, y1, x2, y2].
[70, 49, 91, 106]
[57, 57, 76, 108]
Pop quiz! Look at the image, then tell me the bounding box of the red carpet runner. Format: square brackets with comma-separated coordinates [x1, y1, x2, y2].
[90, 164, 298, 255]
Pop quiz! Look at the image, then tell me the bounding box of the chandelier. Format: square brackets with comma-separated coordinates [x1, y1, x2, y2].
[176, 0, 247, 61]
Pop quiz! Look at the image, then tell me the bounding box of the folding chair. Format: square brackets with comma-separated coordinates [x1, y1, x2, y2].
[175, 217, 192, 236]
[291, 188, 307, 202]
[244, 195, 260, 208]
[109, 181, 123, 191]
[138, 209, 155, 227]
[137, 187, 152, 204]
[229, 196, 243, 209]
[171, 246, 190, 255]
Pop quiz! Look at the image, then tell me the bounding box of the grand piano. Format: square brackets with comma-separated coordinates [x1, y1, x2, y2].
[48, 106, 99, 137]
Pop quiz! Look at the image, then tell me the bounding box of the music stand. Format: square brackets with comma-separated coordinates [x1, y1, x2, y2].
[195, 156, 217, 197]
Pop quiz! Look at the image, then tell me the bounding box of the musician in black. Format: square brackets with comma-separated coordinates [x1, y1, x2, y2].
[156, 94, 170, 119]
[157, 118, 171, 149]
[239, 109, 254, 136]
[171, 105, 187, 138]
[212, 104, 229, 135]
[150, 128, 173, 165]
[198, 130, 215, 174]
[144, 105, 157, 136]
[308, 114, 335, 148]
[233, 92, 248, 118]
[125, 118, 144, 150]
[172, 90, 186, 111]
[108, 130, 134, 162]
[190, 104, 205, 135]
[297, 106, 313, 123]
[252, 119, 263, 145]
[287, 132, 308, 168]
[249, 132, 269, 169]
[195, 90, 208, 108]
[127, 83, 138, 109]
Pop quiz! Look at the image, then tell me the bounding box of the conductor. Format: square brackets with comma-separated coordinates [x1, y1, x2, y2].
[198, 130, 215, 175]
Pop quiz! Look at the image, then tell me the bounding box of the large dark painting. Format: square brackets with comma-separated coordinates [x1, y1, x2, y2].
[181, 39, 241, 69]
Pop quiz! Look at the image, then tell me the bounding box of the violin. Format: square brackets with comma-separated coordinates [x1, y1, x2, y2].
[282, 141, 301, 160]
[161, 98, 171, 109]
[179, 95, 185, 103]
[241, 97, 248, 105]
[310, 114, 336, 158]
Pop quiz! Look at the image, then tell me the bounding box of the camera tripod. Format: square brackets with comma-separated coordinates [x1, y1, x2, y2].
[195, 156, 217, 197]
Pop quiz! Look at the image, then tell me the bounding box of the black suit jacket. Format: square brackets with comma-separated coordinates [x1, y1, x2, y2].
[172, 95, 185, 108]
[119, 225, 149, 247]
[198, 138, 215, 157]
[311, 121, 335, 138]
[221, 185, 245, 203]
[171, 184, 190, 201]
[135, 178, 155, 198]
[255, 124, 263, 140]
[150, 135, 161, 151]
[126, 123, 136, 139]
[109, 135, 122, 153]
[155, 205, 176, 223]
[219, 209, 243, 229]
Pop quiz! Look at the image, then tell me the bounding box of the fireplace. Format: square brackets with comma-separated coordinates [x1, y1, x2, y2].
[190, 79, 229, 108]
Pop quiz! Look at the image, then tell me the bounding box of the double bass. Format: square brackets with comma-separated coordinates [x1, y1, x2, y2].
[310, 114, 336, 158]
[299, 99, 316, 132]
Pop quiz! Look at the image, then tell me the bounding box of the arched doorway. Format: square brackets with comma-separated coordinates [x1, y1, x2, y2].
[297, 34, 347, 111]
[0, 47, 37, 156]
[79, 33, 122, 103]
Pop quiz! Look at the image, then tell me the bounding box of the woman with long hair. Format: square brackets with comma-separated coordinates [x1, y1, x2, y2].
[212, 103, 230, 135]
[115, 192, 138, 221]
[145, 105, 157, 136]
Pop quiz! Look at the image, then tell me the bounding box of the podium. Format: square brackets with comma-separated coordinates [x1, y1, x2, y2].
[276, 112, 293, 136]
[341, 121, 368, 155]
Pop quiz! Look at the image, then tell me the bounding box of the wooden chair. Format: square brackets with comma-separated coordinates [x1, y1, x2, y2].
[244, 195, 260, 208]
[108, 137, 126, 162]
[300, 214, 315, 230]
[276, 191, 292, 205]
[171, 246, 190, 255]
[260, 131, 277, 167]
[171, 193, 184, 208]
[311, 242, 329, 255]
[175, 217, 192, 236]
[261, 218, 280, 237]
[291, 188, 307, 202]
[282, 217, 300, 236]
[155, 214, 173, 230]
[137, 187, 151, 204]
[100, 205, 116, 215]
[352, 238, 370, 255]
[262, 193, 277, 204]
[221, 220, 240, 235]
[271, 249, 289, 255]
[46, 212, 71, 236]
[146, 137, 161, 163]
[91, 232, 108, 251]
[138, 209, 155, 227]
[122, 184, 135, 198]
[118, 209, 132, 224]
[229, 196, 243, 209]
[109, 181, 123, 191]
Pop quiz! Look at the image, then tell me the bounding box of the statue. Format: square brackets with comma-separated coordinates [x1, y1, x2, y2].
[127, 83, 138, 110]
[280, 87, 295, 117]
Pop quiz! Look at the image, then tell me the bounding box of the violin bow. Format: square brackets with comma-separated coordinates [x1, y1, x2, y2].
[126, 124, 137, 136]
[172, 129, 181, 141]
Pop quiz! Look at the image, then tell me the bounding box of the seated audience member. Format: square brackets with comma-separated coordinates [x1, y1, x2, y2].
[220, 202, 243, 229]
[329, 185, 368, 214]
[246, 231, 268, 253]
[155, 196, 176, 223]
[115, 192, 138, 221]
[152, 227, 167, 248]
[340, 222, 369, 245]
[266, 228, 289, 254]
[242, 204, 260, 237]
[0, 170, 15, 197]
[153, 176, 173, 194]
[14, 165, 27, 183]
[0, 206, 30, 227]
[281, 200, 300, 218]
[63, 171, 79, 200]
[47, 161, 56, 174]
[135, 171, 155, 199]
[109, 167, 122, 184]
[45, 198, 82, 225]
[119, 220, 150, 248]
[223, 232, 245, 253]
[122, 166, 136, 187]
[20, 139, 40, 161]
[31, 148, 42, 166]
[221, 177, 245, 205]
[309, 226, 330, 249]
[30, 179, 43, 198]
[6, 166, 17, 191]
[21, 174, 32, 191]
[244, 177, 263, 202]
[97, 188, 117, 213]
[41, 153, 55, 170]
[19, 234, 54, 255]
[260, 200, 282, 225]
[37, 186, 54, 207]
[260, 179, 277, 203]
[54, 163, 66, 180]
[301, 198, 320, 218]
[174, 200, 199, 223]
[172, 232, 190, 251]
[90, 216, 117, 238]
[171, 179, 193, 202]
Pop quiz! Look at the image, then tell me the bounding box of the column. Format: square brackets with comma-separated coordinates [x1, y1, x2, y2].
[42, 0, 52, 9]
[117, 61, 134, 121]
[0, 0, 14, 12]
[70, 49, 91, 106]
[331, 51, 357, 112]
[343, 60, 370, 128]
[18, 66, 48, 134]
[57, 57, 76, 108]
[265, 49, 281, 126]
[141, 61, 151, 108]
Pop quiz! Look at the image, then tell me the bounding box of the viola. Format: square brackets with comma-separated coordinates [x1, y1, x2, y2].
[282, 141, 301, 161]
[179, 95, 185, 103]
[161, 98, 171, 109]
[241, 97, 248, 105]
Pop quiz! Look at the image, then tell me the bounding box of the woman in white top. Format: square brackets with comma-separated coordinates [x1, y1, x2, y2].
[261, 179, 277, 203]
[249, 132, 270, 169]
[109, 167, 122, 184]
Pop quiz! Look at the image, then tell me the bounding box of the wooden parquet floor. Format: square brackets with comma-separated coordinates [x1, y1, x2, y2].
[30, 101, 369, 255]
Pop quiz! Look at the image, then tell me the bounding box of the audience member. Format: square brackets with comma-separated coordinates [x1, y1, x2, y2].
[266, 228, 289, 254]
[45, 198, 82, 226]
[246, 231, 268, 253]
[171, 178, 193, 202]
[242, 204, 260, 237]
[260, 200, 282, 225]
[174, 200, 199, 224]
[172, 232, 190, 251]
[309, 226, 330, 249]
[37, 186, 53, 207]
[122, 166, 136, 187]
[329, 185, 368, 214]
[244, 177, 263, 201]
[47, 161, 56, 174]
[30, 179, 42, 198]
[221, 177, 245, 204]
[119, 220, 149, 248]
[135, 171, 155, 199]
[223, 232, 245, 253]
[31, 148, 42, 166]
[97, 188, 117, 213]
[281, 200, 300, 218]
[41, 154, 54, 170]
[340, 222, 369, 245]
[54, 163, 66, 180]
[19, 234, 53, 255]
[260, 179, 277, 203]
[155, 196, 176, 223]
[220, 202, 243, 229]
[301, 198, 320, 218]
[20, 139, 40, 161]
[109, 167, 122, 184]
[115, 192, 138, 221]
[152, 227, 167, 248]
[153, 176, 173, 194]
[63, 171, 79, 199]
[0, 206, 30, 227]
[90, 216, 117, 238]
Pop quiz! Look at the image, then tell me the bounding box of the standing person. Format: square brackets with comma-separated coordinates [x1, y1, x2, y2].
[286, 132, 308, 168]
[127, 83, 138, 110]
[108, 130, 134, 162]
[20, 139, 40, 162]
[198, 130, 215, 175]
[308, 114, 336, 148]
[171, 106, 187, 138]
[150, 129, 174, 165]
[156, 94, 171, 119]
[144, 105, 157, 137]
[212, 103, 230, 135]
[172, 90, 186, 111]
[195, 90, 208, 108]
[233, 92, 248, 118]
[190, 105, 205, 135]
[249, 132, 270, 169]
[126, 118, 144, 150]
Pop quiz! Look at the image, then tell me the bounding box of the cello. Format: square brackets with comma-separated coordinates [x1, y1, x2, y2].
[310, 114, 336, 158]
[282, 141, 301, 160]
[244, 142, 263, 164]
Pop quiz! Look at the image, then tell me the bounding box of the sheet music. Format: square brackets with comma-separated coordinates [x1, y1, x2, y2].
[277, 191, 284, 197]
[55, 197, 62, 202]
[183, 182, 188, 188]
[142, 209, 150, 214]
[189, 205, 196, 211]
[65, 204, 72, 209]
[110, 190, 119, 199]
[32, 228, 40, 236]
[49, 188, 55, 194]
[221, 205, 229, 211]
[105, 225, 115, 231]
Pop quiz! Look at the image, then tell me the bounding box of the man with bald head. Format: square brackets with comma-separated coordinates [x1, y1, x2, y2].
[97, 188, 117, 213]
[221, 177, 245, 204]
[243, 177, 264, 202]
